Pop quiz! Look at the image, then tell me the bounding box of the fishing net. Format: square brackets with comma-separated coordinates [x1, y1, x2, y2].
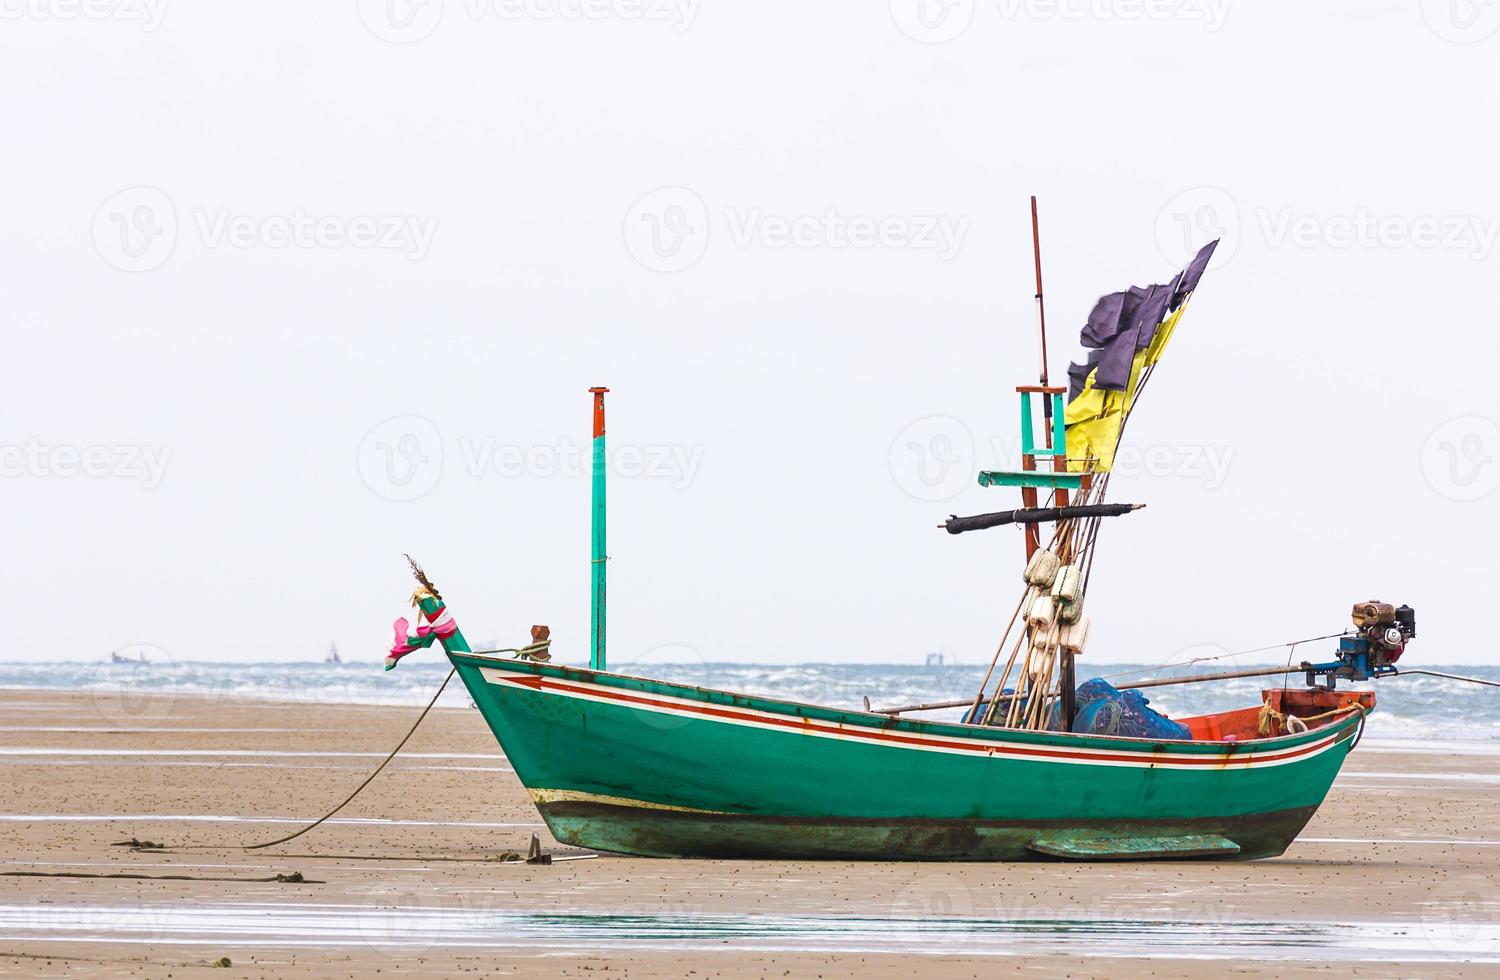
[1072, 678, 1191, 741]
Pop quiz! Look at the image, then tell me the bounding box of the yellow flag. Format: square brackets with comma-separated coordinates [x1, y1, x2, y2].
[1065, 315, 1172, 472]
[1144, 304, 1187, 367]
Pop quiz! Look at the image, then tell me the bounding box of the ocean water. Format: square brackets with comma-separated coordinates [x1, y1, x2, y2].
[2, 659, 1496, 743]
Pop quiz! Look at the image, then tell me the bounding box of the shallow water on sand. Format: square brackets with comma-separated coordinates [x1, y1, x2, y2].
[1, 903, 1494, 962]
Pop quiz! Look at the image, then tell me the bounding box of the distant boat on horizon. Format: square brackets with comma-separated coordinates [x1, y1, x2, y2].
[109, 649, 148, 664]
[325, 642, 342, 665]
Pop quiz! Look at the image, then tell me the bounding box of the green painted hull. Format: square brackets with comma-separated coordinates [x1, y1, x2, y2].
[449, 653, 1362, 861]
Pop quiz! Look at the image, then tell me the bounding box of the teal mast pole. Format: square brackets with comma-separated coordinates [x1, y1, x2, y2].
[589, 387, 609, 671]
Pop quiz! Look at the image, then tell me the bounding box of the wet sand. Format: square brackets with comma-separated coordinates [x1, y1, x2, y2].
[2, 687, 1498, 978]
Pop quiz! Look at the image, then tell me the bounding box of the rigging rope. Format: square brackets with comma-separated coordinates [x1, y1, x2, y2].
[1093, 632, 1351, 684]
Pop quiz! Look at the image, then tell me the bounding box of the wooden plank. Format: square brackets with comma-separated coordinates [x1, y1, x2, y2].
[1027, 834, 1242, 860]
[978, 470, 1088, 490]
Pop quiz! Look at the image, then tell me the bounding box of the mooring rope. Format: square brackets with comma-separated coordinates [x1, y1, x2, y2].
[1, 870, 319, 883]
[111, 640, 553, 856]
[240, 667, 457, 850]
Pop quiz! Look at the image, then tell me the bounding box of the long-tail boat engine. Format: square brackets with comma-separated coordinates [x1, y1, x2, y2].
[1303, 601, 1416, 689]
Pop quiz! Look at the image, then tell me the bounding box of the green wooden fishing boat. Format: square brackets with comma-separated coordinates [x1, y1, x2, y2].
[385, 211, 1412, 861]
[443, 650, 1368, 861]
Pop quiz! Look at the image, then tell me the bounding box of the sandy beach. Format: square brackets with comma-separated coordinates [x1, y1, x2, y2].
[3, 687, 1498, 978]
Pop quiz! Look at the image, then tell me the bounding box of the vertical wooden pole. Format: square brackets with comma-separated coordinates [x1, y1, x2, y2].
[589, 387, 609, 671]
[1031, 196, 1050, 393]
[1031, 197, 1068, 509]
[1032, 198, 1075, 732]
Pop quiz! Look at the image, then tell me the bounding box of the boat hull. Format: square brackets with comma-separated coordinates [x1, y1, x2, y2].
[449, 654, 1361, 861]
[532, 799, 1320, 861]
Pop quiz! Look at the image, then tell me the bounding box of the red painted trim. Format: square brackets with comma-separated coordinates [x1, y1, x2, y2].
[493, 673, 1344, 768]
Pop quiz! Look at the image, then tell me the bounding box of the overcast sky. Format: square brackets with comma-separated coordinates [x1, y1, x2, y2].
[3, 2, 1497, 670]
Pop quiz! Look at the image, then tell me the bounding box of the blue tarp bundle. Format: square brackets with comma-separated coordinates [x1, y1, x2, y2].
[1071, 678, 1191, 741]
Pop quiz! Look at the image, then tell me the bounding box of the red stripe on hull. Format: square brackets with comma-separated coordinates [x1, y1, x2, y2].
[492, 673, 1344, 767]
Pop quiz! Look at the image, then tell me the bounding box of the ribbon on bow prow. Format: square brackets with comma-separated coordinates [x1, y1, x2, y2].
[384, 601, 459, 671]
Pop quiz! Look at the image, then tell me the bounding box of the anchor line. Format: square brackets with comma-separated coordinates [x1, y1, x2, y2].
[121, 668, 460, 854]
[240, 667, 457, 850]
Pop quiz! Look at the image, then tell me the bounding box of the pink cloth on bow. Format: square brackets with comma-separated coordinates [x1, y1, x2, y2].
[385, 614, 459, 668]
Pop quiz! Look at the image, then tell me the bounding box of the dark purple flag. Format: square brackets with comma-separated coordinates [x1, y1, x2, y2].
[1068, 349, 1103, 402]
[1170, 239, 1218, 309]
[1068, 240, 1217, 399]
[1080, 291, 1128, 348]
[1129, 282, 1173, 347]
[1093, 323, 1143, 391]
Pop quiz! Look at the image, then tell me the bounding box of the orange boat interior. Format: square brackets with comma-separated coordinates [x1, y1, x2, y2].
[1178, 688, 1376, 742]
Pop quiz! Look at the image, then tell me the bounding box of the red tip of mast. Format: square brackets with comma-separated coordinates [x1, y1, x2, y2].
[589, 387, 609, 438]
